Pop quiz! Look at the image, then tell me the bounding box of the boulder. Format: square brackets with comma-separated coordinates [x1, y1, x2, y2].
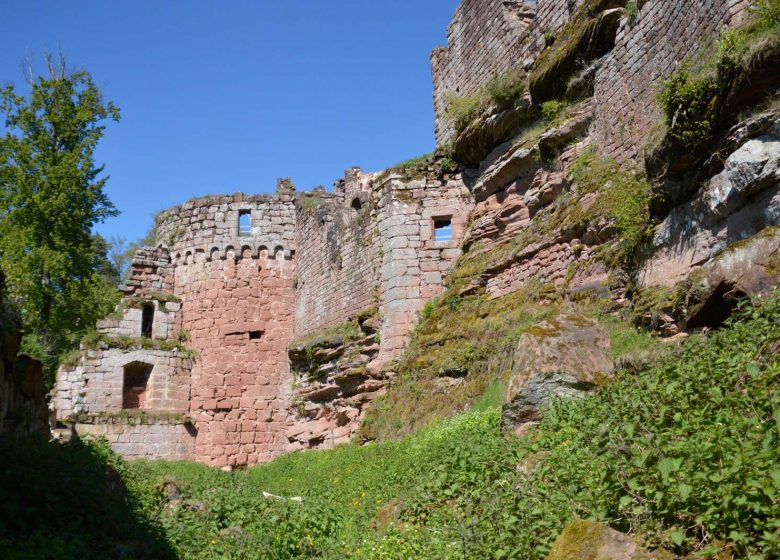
[546, 520, 672, 560]
[502, 312, 613, 433]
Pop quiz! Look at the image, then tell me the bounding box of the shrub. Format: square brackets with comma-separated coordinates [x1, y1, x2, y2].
[657, 68, 718, 147]
[540, 100, 564, 123]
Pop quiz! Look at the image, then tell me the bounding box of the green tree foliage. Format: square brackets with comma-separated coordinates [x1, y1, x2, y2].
[0, 55, 121, 375]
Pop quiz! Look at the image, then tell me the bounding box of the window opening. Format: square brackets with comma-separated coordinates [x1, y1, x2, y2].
[434, 217, 453, 242]
[238, 210, 251, 236]
[351, 198, 362, 213]
[249, 331, 263, 340]
[123, 362, 153, 409]
[141, 303, 154, 339]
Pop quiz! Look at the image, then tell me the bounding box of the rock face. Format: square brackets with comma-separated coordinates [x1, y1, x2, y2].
[641, 117, 780, 288]
[287, 314, 384, 450]
[546, 520, 672, 560]
[502, 312, 614, 433]
[685, 227, 780, 329]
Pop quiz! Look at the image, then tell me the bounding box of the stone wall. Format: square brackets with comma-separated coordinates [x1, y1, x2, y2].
[431, 0, 588, 146]
[156, 185, 296, 262]
[175, 248, 295, 468]
[293, 169, 381, 338]
[75, 416, 195, 460]
[54, 348, 192, 420]
[121, 247, 174, 297]
[592, 0, 751, 163]
[375, 175, 473, 361]
[0, 315, 48, 435]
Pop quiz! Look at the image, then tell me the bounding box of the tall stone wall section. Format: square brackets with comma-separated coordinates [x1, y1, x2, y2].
[291, 167, 474, 362]
[376, 176, 473, 361]
[432, 0, 588, 146]
[293, 169, 381, 339]
[593, 0, 752, 162]
[158, 190, 297, 468]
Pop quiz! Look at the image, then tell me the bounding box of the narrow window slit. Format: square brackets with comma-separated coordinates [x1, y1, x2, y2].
[238, 210, 251, 236]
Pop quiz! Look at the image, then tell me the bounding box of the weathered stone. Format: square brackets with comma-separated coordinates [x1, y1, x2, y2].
[502, 312, 614, 432]
[546, 520, 673, 560]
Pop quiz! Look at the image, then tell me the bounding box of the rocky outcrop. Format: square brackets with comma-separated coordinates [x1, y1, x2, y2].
[546, 520, 672, 560]
[286, 313, 385, 450]
[502, 312, 614, 434]
[453, 94, 538, 169]
[684, 227, 780, 329]
[528, 1, 626, 103]
[640, 115, 780, 289]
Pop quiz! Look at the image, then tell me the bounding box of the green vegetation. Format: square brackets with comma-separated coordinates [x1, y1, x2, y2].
[360, 286, 556, 442]
[540, 100, 565, 123]
[444, 68, 527, 134]
[0, 55, 122, 382]
[9, 296, 774, 559]
[0, 435, 175, 559]
[60, 332, 199, 368]
[658, 0, 780, 149]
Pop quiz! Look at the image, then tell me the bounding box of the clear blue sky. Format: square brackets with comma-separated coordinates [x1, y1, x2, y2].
[1, 0, 461, 243]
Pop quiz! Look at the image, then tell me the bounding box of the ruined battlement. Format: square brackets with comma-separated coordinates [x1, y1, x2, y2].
[155, 189, 296, 262]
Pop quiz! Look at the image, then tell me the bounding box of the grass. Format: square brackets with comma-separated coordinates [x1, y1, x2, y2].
[10, 295, 774, 559]
[444, 68, 527, 135]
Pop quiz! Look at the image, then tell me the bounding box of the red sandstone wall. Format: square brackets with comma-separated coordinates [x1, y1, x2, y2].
[432, 0, 588, 146]
[593, 0, 751, 163]
[176, 250, 295, 468]
[293, 173, 381, 339]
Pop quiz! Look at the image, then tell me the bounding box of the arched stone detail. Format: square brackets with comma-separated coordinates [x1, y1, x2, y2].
[122, 361, 153, 410]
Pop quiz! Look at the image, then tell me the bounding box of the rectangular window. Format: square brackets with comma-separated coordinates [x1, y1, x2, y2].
[238, 210, 251, 236]
[249, 331, 263, 340]
[434, 217, 453, 242]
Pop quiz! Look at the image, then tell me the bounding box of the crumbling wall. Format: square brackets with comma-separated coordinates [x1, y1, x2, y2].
[54, 349, 192, 419]
[121, 247, 174, 297]
[75, 416, 195, 460]
[293, 170, 381, 339]
[592, 0, 750, 162]
[432, 0, 588, 146]
[0, 333, 48, 435]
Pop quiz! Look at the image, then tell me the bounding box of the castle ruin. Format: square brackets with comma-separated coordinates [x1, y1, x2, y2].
[53, 0, 767, 468]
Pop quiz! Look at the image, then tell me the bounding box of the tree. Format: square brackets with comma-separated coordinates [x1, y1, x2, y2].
[0, 54, 121, 372]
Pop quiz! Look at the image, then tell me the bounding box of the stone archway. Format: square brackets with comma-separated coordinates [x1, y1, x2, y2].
[123, 361, 153, 409]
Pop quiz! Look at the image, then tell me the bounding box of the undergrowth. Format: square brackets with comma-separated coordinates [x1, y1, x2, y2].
[41, 294, 778, 560]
